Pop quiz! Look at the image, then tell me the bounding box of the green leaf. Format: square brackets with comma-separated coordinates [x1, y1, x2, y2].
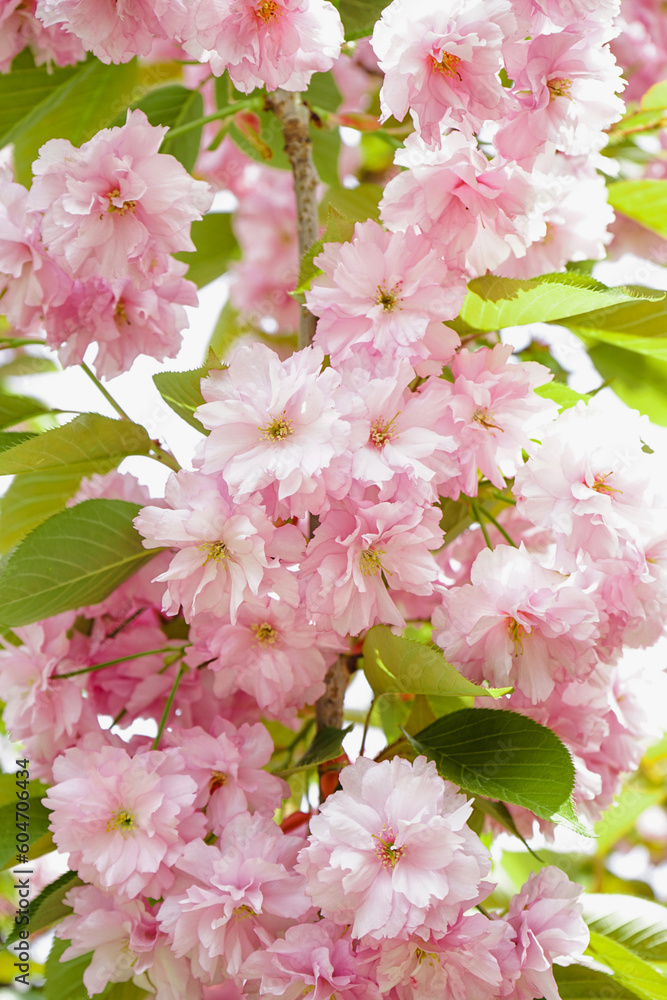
[0, 499, 158, 627]
[305, 70, 343, 113]
[406, 707, 578, 826]
[335, 0, 387, 39]
[472, 797, 540, 856]
[534, 382, 591, 411]
[5, 58, 143, 186]
[294, 205, 355, 298]
[0, 431, 37, 453]
[0, 393, 52, 430]
[208, 299, 245, 359]
[319, 183, 382, 225]
[362, 625, 513, 699]
[0, 469, 84, 554]
[45, 938, 91, 1000]
[0, 356, 58, 377]
[0, 414, 152, 477]
[174, 212, 239, 288]
[457, 273, 656, 332]
[160, 88, 204, 173]
[565, 297, 667, 361]
[584, 895, 667, 966]
[595, 778, 667, 855]
[0, 51, 79, 150]
[153, 349, 224, 433]
[587, 932, 667, 1000]
[311, 121, 342, 188]
[0, 796, 52, 869]
[608, 180, 667, 240]
[587, 343, 667, 427]
[554, 964, 642, 1000]
[278, 725, 353, 776]
[0, 774, 47, 809]
[7, 871, 83, 946]
[642, 80, 667, 111]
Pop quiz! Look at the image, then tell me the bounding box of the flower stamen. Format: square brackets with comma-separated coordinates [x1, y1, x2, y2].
[255, 0, 280, 21]
[251, 622, 278, 645]
[359, 548, 386, 577]
[199, 540, 228, 564]
[547, 77, 573, 101]
[369, 413, 400, 449]
[259, 411, 293, 441]
[373, 826, 404, 868]
[107, 808, 136, 834]
[431, 51, 462, 80]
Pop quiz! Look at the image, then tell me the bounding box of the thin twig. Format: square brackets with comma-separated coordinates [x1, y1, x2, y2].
[80, 361, 131, 421]
[359, 697, 377, 758]
[265, 89, 320, 350]
[471, 500, 493, 550]
[152, 661, 186, 750]
[53, 646, 186, 679]
[165, 98, 260, 139]
[477, 506, 517, 548]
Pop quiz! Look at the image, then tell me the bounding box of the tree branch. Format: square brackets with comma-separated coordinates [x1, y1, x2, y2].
[266, 89, 319, 350]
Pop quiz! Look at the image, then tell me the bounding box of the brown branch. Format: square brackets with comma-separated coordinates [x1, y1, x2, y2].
[266, 89, 319, 349]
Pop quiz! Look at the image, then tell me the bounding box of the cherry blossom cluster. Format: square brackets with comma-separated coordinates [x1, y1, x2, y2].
[2, 1, 667, 999]
[0, 109, 212, 378]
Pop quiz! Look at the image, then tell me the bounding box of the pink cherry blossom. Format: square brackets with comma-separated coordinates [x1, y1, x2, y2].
[44, 744, 204, 899]
[432, 344, 557, 499]
[182, 0, 344, 92]
[372, 0, 515, 144]
[43, 263, 198, 378]
[373, 912, 519, 1000]
[507, 868, 589, 1000]
[190, 597, 333, 719]
[134, 471, 284, 624]
[158, 813, 313, 982]
[28, 109, 212, 286]
[301, 498, 444, 637]
[1, 0, 85, 71]
[433, 544, 600, 702]
[243, 919, 382, 1000]
[35, 0, 190, 64]
[197, 343, 351, 517]
[296, 755, 492, 941]
[514, 399, 660, 568]
[496, 29, 625, 165]
[163, 717, 288, 835]
[380, 131, 546, 277]
[305, 220, 464, 367]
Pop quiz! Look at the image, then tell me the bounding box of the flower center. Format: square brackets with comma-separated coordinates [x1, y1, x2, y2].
[591, 471, 622, 496]
[415, 948, 440, 967]
[251, 622, 278, 645]
[369, 414, 400, 449]
[107, 187, 136, 215]
[472, 408, 502, 432]
[115, 300, 128, 325]
[507, 617, 526, 657]
[199, 540, 228, 564]
[107, 808, 136, 834]
[259, 411, 293, 441]
[236, 904, 255, 920]
[255, 0, 280, 21]
[547, 77, 573, 101]
[373, 827, 404, 869]
[431, 50, 462, 80]
[359, 548, 386, 577]
[375, 283, 401, 312]
[209, 770, 228, 794]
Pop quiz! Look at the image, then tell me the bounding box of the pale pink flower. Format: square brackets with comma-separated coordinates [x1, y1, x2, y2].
[243, 919, 381, 1000]
[183, 0, 344, 92]
[433, 544, 600, 702]
[28, 109, 212, 286]
[372, 0, 515, 144]
[191, 597, 332, 719]
[158, 814, 313, 982]
[0, 174, 66, 333]
[302, 498, 444, 637]
[528, 0, 621, 31]
[44, 744, 204, 899]
[197, 343, 351, 517]
[380, 131, 546, 277]
[337, 358, 458, 504]
[1, 0, 85, 71]
[496, 30, 625, 165]
[514, 399, 660, 568]
[507, 868, 589, 1000]
[134, 471, 281, 624]
[305, 220, 464, 367]
[497, 155, 613, 279]
[432, 344, 557, 499]
[35, 0, 190, 63]
[163, 717, 287, 835]
[43, 263, 198, 378]
[296, 755, 492, 941]
[374, 912, 519, 1000]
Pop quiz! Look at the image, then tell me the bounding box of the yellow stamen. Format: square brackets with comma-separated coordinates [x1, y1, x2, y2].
[259, 411, 293, 441]
[107, 808, 135, 833]
[431, 51, 462, 80]
[199, 540, 228, 564]
[547, 77, 573, 101]
[359, 548, 386, 577]
[369, 413, 400, 449]
[255, 0, 280, 21]
[251, 622, 278, 645]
